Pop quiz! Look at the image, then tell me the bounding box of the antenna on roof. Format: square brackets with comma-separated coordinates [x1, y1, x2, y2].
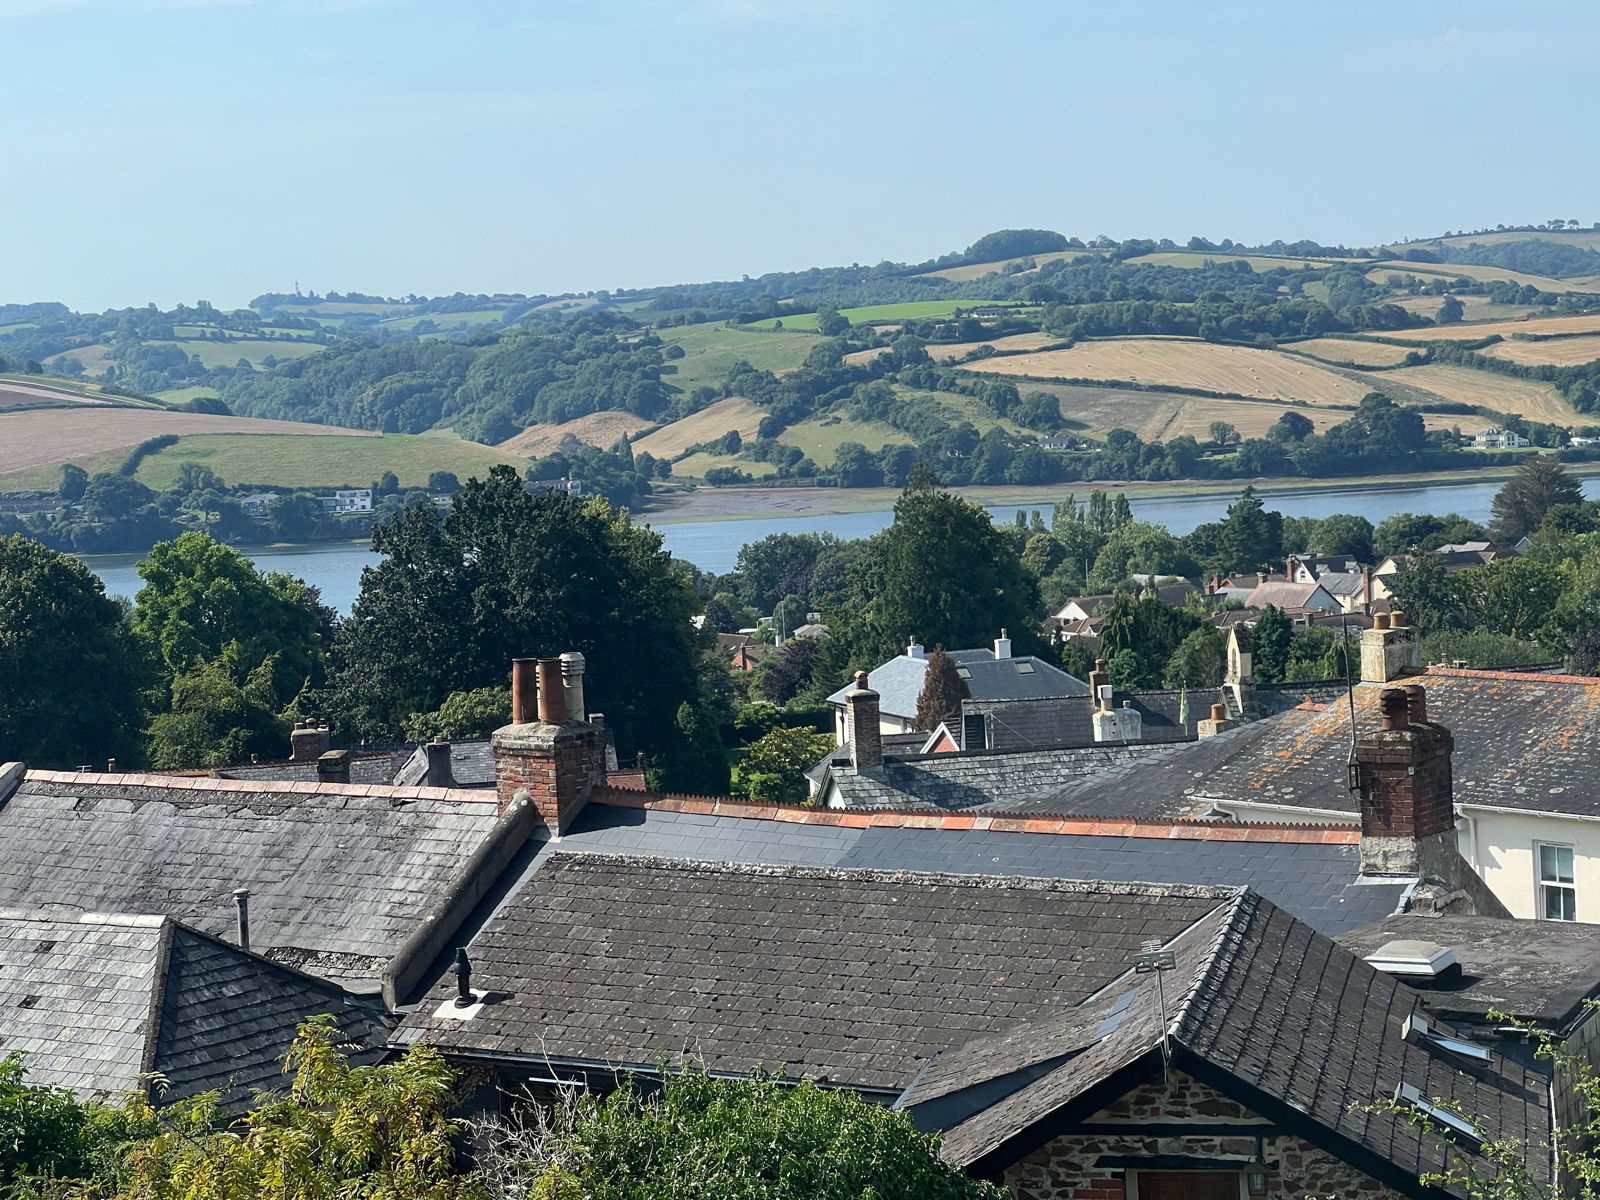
[1133, 939, 1177, 1084]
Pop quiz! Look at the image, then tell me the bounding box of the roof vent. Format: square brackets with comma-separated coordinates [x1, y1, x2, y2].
[17, 995, 40, 1009]
[1364, 939, 1462, 987]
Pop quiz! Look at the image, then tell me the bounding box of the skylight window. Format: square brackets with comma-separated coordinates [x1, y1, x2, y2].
[1403, 1013, 1493, 1064]
[1395, 1083, 1484, 1149]
[1014, 662, 1035, 674]
[955, 667, 971, 679]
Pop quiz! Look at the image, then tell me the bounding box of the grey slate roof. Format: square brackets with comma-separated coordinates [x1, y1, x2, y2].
[0, 773, 506, 985]
[0, 909, 386, 1105]
[542, 802, 1406, 938]
[931, 892, 1551, 1195]
[825, 649, 1088, 719]
[1337, 914, 1600, 1026]
[393, 855, 1232, 1090]
[1030, 668, 1600, 820]
[216, 751, 399, 785]
[823, 742, 1177, 810]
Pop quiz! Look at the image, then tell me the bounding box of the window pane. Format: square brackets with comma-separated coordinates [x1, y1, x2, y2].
[1542, 885, 1578, 922]
[1540, 845, 1575, 884]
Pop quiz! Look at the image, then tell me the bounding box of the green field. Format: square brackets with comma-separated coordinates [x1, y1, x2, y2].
[1121, 251, 1336, 271]
[130, 431, 528, 490]
[775, 387, 1030, 462]
[672, 451, 779, 480]
[656, 321, 821, 391]
[153, 385, 224, 406]
[172, 324, 319, 341]
[744, 300, 1034, 332]
[379, 309, 511, 332]
[269, 301, 414, 316]
[172, 339, 328, 369]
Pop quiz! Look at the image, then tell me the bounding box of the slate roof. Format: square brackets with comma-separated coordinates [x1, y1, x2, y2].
[391, 851, 1543, 1196]
[926, 892, 1550, 1194]
[1337, 914, 1600, 1026]
[513, 799, 1408, 938]
[394, 854, 1233, 1090]
[1244, 580, 1339, 611]
[0, 771, 507, 985]
[214, 750, 399, 785]
[824, 649, 1088, 720]
[1029, 667, 1600, 820]
[0, 909, 386, 1105]
[822, 742, 1176, 810]
[961, 692, 1198, 750]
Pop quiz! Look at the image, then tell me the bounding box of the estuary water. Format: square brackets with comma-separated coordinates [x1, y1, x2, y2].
[85, 476, 1596, 614]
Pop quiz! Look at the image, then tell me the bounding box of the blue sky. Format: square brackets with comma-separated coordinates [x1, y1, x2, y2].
[3, 0, 1597, 311]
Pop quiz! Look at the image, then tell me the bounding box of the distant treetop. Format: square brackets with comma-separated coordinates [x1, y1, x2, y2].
[962, 229, 1071, 264]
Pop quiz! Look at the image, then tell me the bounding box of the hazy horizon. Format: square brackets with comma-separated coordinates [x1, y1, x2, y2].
[5, 0, 1598, 311]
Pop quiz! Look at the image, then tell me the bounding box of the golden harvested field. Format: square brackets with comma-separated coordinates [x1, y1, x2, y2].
[1392, 295, 1544, 323]
[499, 411, 655, 457]
[1286, 338, 1414, 367]
[0, 379, 113, 410]
[1384, 365, 1578, 424]
[1384, 313, 1600, 341]
[918, 250, 1078, 282]
[842, 346, 893, 366]
[1367, 260, 1600, 293]
[1417, 231, 1600, 252]
[926, 332, 1059, 362]
[1482, 334, 1600, 367]
[960, 338, 1371, 405]
[632, 396, 766, 458]
[0, 407, 373, 475]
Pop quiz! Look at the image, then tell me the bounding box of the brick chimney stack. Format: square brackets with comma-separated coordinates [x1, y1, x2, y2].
[1354, 685, 1455, 876]
[844, 671, 883, 772]
[492, 654, 607, 835]
[290, 720, 330, 763]
[1197, 702, 1236, 739]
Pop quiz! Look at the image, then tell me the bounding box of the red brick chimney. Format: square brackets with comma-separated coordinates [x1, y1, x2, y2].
[844, 671, 883, 772]
[1354, 684, 1455, 875]
[492, 654, 606, 835]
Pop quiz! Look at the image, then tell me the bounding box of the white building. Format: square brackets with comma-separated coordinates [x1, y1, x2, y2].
[1473, 427, 1530, 449]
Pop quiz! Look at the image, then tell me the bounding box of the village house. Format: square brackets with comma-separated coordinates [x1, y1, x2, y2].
[822, 633, 1088, 744]
[1474, 426, 1531, 449]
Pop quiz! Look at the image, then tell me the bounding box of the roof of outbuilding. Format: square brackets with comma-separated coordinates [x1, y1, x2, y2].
[0, 771, 506, 985]
[824, 649, 1088, 718]
[1336, 914, 1600, 1026]
[0, 909, 386, 1105]
[1244, 580, 1337, 610]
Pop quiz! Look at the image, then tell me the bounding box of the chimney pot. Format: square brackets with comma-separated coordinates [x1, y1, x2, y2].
[560, 651, 587, 720]
[511, 657, 538, 724]
[1209, 703, 1227, 722]
[906, 638, 925, 660]
[233, 888, 251, 953]
[1403, 683, 1427, 724]
[1379, 687, 1410, 731]
[1373, 612, 1391, 630]
[1390, 609, 1407, 629]
[537, 657, 567, 724]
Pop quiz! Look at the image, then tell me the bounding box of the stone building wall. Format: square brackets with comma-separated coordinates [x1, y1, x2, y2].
[1000, 1070, 1407, 1200]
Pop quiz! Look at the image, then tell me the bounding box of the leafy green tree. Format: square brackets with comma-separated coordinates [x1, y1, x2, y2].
[401, 687, 510, 742]
[813, 307, 850, 337]
[81, 473, 156, 522]
[1100, 595, 1205, 689]
[1208, 420, 1239, 447]
[426, 471, 461, 493]
[1421, 630, 1546, 670]
[1373, 512, 1485, 556]
[1252, 606, 1293, 683]
[1270, 410, 1315, 443]
[1385, 552, 1465, 635]
[739, 725, 834, 805]
[756, 638, 821, 706]
[1456, 557, 1564, 641]
[771, 593, 808, 639]
[1088, 521, 1196, 591]
[0, 1053, 149, 1189]
[58, 462, 89, 502]
[1489, 455, 1584, 542]
[867, 470, 1041, 660]
[269, 492, 322, 541]
[1163, 627, 1225, 688]
[330, 467, 703, 757]
[1312, 513, 1375, 562]
[647, 701, 730, 795]
[914, 648, 970, 731]
[132, 532, 324, 707]
[732, 533, 832, 612]
[1437, 294, 1465, 323]
[0, 535, 150, 768]
[173, 462, 223, 496]
[1213, 486, 1283, 573]
[98, 1017, 476, 1200]
[147, 650, 289, 768]
[512, 1068, 1005, 1200]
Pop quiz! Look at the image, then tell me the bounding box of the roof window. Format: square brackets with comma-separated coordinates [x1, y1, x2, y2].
[1394, 1082, 1484, 1149]
[1014, 662, 1035, 674]
[955, 668, 971, 679]
[1403, 1013, 1492, 1065]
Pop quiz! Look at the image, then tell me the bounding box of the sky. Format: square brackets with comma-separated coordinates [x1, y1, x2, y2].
[3, 0, 1598, 311]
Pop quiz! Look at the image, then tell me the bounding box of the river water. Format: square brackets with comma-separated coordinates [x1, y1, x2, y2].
[84, 477, 1600, 614]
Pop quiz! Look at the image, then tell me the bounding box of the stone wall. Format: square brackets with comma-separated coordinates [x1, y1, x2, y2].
[1001, 1070, 1406, 1200]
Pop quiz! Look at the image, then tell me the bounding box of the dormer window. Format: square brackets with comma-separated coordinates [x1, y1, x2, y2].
[1394, 1082, 1484, 1150]
[1402, 1013, 1493, 1065]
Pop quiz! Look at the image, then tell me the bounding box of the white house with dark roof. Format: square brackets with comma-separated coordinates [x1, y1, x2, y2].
[823, 633, 1089, 744]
